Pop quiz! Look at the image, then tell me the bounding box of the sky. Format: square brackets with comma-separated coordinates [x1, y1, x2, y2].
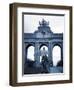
[24, 14, 64, 33]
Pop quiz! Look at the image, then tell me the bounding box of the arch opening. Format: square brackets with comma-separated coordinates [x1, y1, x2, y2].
[27, 46, 35, 61]
[52, 45, 61, 66]
[40, 45, 48, 62]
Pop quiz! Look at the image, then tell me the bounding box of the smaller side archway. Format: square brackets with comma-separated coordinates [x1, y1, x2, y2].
[24, 43, 35, 62]
[52, 45, 61, 66]
[27, 46, 35, 61]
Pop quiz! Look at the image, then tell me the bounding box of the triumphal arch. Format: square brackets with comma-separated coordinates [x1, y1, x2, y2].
[24, 19, 63, 67]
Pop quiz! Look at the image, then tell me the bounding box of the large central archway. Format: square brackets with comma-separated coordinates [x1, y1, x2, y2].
[40, 45, 48, 62]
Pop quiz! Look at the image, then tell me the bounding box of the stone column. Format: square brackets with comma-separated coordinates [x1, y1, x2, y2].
[48, 42, 53, 66]
[23, 43, 27, 74]
[61, 44, 63, 61]
[34, 43, 40, 67]
[24, 43, 27, 63]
